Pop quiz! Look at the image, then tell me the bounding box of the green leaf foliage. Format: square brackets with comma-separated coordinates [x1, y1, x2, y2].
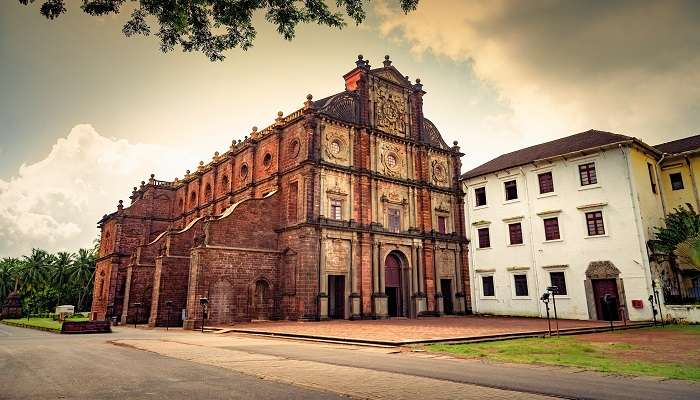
[19, 0, 420, 61]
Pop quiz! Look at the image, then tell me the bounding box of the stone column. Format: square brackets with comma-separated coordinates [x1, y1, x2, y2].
[415, 244, 427, 315]
[379, 243, 386, 294]
[350, 238, 361, 319]
[454, 247, 466, 314]
[433, 243, 444, 315]
[318, 236, 329, 320]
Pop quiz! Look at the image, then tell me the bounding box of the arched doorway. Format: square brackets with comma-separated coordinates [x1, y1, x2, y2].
[252, 279, 272, 320]
[385, 251, 407, 317]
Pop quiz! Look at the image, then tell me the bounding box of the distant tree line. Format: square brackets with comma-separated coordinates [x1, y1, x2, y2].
[0, 245, 97, 314]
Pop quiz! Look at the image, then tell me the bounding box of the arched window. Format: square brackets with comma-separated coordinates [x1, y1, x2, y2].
[204, 183, 212, 201]
[263, 153, 273, 168]
[240, 164, 249, 179]
[190, 191, 197, 206]
[221, 175, 229, 191]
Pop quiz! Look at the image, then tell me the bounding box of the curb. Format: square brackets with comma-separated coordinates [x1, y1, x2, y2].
[229, 322, 655, 347]
[1, 320, 61, 333]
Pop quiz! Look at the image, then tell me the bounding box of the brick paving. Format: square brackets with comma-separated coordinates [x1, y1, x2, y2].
[118, 338, 556, 400]
[229, 315, 629, 342]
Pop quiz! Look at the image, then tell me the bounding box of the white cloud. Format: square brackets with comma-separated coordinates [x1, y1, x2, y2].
[0, 125, 193, 257]
[376, 0, 700, 168]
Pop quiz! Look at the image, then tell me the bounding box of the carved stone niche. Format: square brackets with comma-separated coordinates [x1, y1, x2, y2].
[434, 198, 451, 213]
[585, 261, 621, 279]
[324, 128, 349, 162]
[374, 84, 406, 136]
[431, 159, 449, 185]
[380, 142, 405, 178]
[381, 191, 407, 206]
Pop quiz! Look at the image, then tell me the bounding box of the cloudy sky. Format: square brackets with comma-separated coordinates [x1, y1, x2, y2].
[1, 0, 698, 257]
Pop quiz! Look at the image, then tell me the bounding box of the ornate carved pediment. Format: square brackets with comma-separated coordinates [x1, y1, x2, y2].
[585, 261, 621, 278]
[374, 84, 406, 136]
[326, 180, 348, 196]
[435, 199, 451, 213]
[373, 68, 409, 86]
[381, 191, 407, 205]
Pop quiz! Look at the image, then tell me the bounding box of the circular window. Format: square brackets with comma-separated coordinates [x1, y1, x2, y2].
[263, 153, 273, 168]
[330, 140, 341, 155]
[386, 154, 397, 168]
[240, 164, 249, 179]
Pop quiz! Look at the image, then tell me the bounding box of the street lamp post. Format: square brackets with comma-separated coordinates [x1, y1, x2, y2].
[199, 298, 208, 333]
[164, 300, 173, 331]
[547, 286, 560, 336]
[540, 292, 552, 337]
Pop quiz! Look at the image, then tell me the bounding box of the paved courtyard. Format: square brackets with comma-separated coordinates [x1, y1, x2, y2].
[229, 315, 636, 343]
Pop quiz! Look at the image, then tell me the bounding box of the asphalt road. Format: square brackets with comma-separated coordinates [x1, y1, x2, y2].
[1, 323, 698, 400]
[0, 324, 342, 400]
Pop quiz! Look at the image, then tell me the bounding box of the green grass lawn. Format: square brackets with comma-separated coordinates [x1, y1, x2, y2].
[2, 316, 89, 331]
[428, 326, 700, 381]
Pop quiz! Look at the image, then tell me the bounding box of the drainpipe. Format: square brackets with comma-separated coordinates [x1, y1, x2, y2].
[655, 153, 668, 216]
[462, 180, 478, 314]
[520, 167, 541, 316]
[621, 144, 656, 318]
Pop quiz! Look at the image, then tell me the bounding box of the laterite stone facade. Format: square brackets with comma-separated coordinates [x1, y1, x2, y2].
[90, 55, 469, 328]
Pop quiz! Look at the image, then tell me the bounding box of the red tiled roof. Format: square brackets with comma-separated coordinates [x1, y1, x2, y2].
[461, 130, 639, 180]
[654, 134, 700, 155]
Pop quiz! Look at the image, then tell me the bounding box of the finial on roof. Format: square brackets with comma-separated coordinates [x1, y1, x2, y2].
[117, 200, 123, 212]
[251, 126, 258, 133]
[186, 169, 190, 175]
[304, 94, 314, 109]
[275, 111, 284, 125]
[414, 78, 423, 91]
[199, 161, 204, 166]
[453, 140, 458, 146]
[140, 181, 145, 187]
[383, 55, 392, 67]
[356, 54, 364, 68]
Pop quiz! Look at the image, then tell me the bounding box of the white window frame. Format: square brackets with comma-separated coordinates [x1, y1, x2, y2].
[474, 224, 492, 250]
[574, 157, 601, 191]
[478, 272, 496, 299]
[504, 218, 525, 247]
[546, 268, 571, 299]
[472, 184, 488, 210]
[581, 207, 609, 238]
[509, 270, 531, 300]
[536, 168, 557, 198]
[502, 178, 520, 204]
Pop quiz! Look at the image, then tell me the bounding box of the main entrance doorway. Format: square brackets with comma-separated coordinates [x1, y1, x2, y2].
[592, 278, 619, 321]
[440, 279, 453, 315]
[385, 252, 406, 317]
[328, 275, 345, 319]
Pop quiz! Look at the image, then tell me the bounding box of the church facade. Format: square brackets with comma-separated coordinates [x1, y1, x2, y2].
[90, 56, 469, 328]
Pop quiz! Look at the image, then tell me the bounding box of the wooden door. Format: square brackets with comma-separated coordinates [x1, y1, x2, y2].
[592, 279, 619, 321]
[441, 279, 453, 315]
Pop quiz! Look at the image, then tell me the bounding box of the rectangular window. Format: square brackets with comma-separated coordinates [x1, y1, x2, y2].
[475, 187, 487, 207]
[482, 275, 495, 297]
[508, 222, 523, 245]
[504, 180, 518, 201]
[437, 216, 447, 234]
[477, 227, 490, 248]
[647, 163, 657, 194]
[330, 200, 342, 220]
[670, 172, 684, 190]
[578, 162, 598, 186]
[388, 208, 401, 233]
[288, 182, 298, 222]
[549, 272, 567, 295]
[538, 172, 554, 194]
[543, 217, 560, 241]
[514, 274, 529, 297]
[585, 211, 605, 236]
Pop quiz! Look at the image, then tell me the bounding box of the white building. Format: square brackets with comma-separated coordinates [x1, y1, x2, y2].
[461, 130, 666, 321]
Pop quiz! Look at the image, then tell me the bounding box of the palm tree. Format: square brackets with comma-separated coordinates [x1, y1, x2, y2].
[69, 248, 97, 311]
[650, 204, 700, 270]
[0, 257, 22, 304]
[19, 249, 52, 296]
[51, 252, 74, 305]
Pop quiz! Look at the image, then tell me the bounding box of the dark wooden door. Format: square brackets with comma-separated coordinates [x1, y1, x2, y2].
[441, 279, 453, 315]
[328, 275, 345, 319]
[592, 279, 619, 321]
[385, 254, 402, 317]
